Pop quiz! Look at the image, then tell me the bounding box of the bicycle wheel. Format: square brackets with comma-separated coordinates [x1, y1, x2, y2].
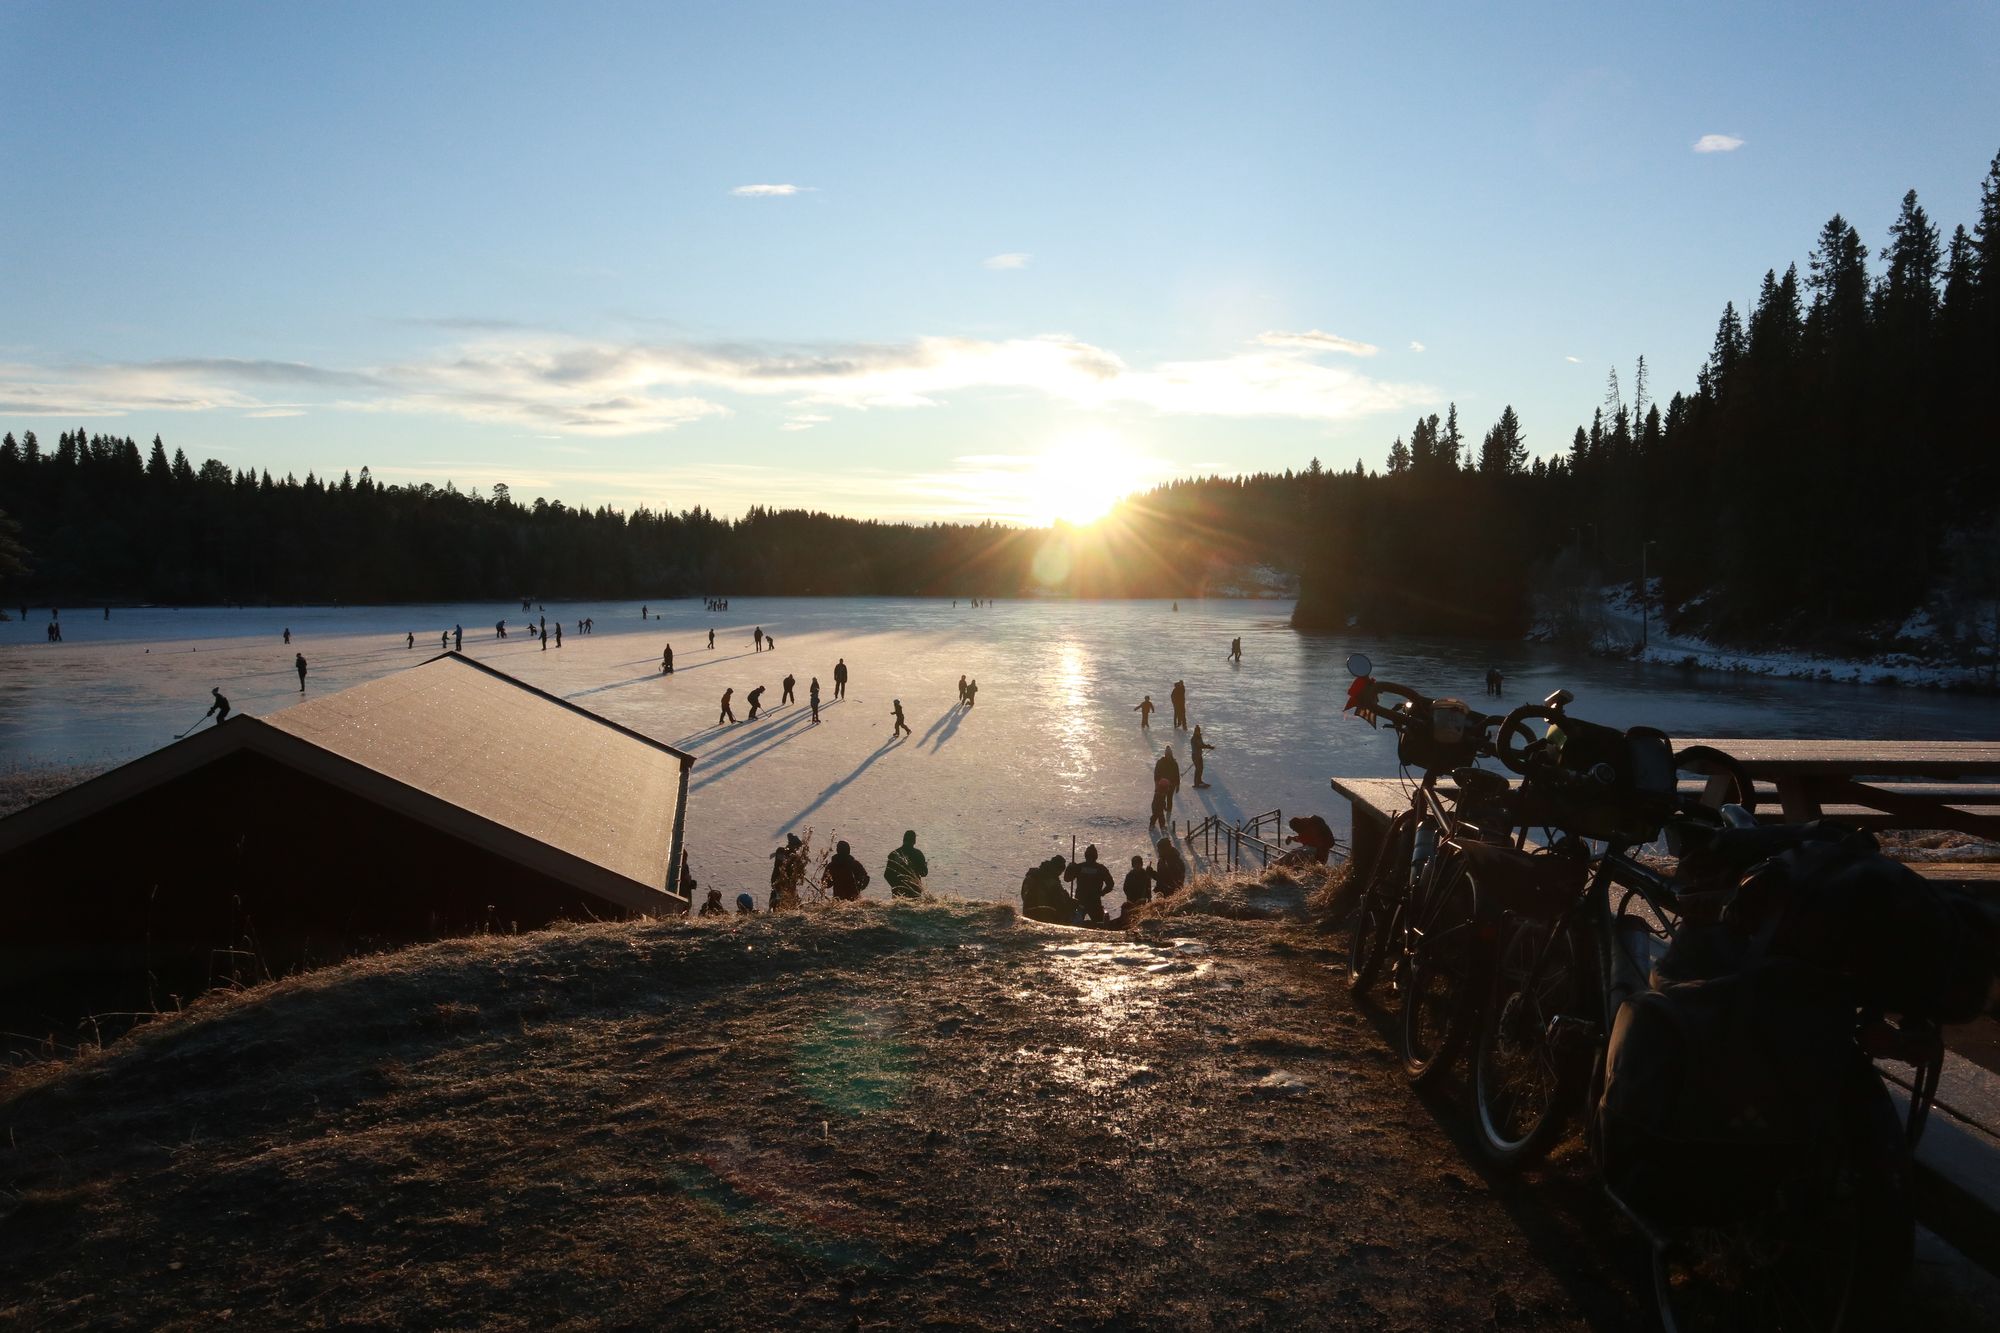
[1348, 813, 1413, 996]
[1472, 916, 1585, 1170]
[1652, 1067, 1911, 1332]
[1399, 853, 1484, 1086]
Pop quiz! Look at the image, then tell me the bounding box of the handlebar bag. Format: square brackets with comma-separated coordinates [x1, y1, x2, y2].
[1533, 720, 1676, 844]
[1597, 959, 1855, 1226]
[1397, 698, 1484, 773]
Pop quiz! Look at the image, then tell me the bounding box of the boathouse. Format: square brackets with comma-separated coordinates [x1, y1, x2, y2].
[0, 653, 693, 1023]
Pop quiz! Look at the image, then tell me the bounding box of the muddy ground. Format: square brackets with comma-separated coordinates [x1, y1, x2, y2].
[1, 882, 1995, 1330]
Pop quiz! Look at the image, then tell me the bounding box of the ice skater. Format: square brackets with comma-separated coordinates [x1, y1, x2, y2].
[205, 686, 231, 727]
[554, 623, 563, 648]
[782, 672, 796, 705]
[1485, 666, 1504, 697]
[540, 626, 548, 651]
[719, 687, 737, 724]
[754, 626, 764, 652]
[295, 653, 309, 692]
[1190, 724, 1216, 787]
[283, 628, 291, 644]
[1170, 680, 1188, 729]
[454, 625, 463, 651]
[809, 676, 821, 723]
[1229, 636, 1241, 662]
[891, 698, 910, 738]
[661, 644, 674, 674]
[406, 631, 414, 649]
[708, 628, 715, 650]
[746, 684, 766, 721]
[957, 674, 969, 705]
[1134, 694, 1155, 728]
[964, 679, 978, 707]
[833, 658, 848, 699]
[1150, 745, 1181, 828]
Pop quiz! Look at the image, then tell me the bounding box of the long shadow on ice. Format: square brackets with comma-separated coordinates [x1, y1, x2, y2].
[916, 703, 972, 752]
[687, 711, 824, 790]
[779, 737, 898, 835]
[564, 649, 761, 700]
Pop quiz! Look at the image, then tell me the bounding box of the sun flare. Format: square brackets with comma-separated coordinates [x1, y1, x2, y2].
[1030, 429, 1143, 527]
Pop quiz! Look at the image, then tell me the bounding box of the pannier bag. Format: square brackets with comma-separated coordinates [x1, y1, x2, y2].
[1397, 698, 1485, 773]
[1735, 840, 2000, 1025]
[1531, 720, 1676, 844]
[1597, 960, 1857, 1225]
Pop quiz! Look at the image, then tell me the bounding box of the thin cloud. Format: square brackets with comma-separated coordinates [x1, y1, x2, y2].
[1255, 329, 1378, 357]
[1692, 134, 1744, 154]
[730, 183, 812, 197]
[243, 408, 306, 419]
[1565, 355, 1583, 364]
[1408, 340, 1426, 353]
[0, 327, 1429, 435]
[983, 252, 1031, 270]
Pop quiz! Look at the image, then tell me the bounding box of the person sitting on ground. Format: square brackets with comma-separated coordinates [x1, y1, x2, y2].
[735, 893, 757, 915]
[825, 840, 871, 901]
[769, 832, 805, 909]
[1019, 856, 1075, 924]
[1284, 814, 1338, 866]
[1155, 838, 1188, 896]
[698, 889, 726, 916]
[884, 830, 929, 898]
[1122, 854, 1157, 909]
[1063, 844, 1117, 926]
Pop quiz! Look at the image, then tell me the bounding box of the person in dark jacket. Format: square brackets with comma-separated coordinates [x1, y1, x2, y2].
[294, 653, 309, 692]
[1020, 856, 1075, 923]
[1170, 680, 1188, 729]
[885, 830, 928, 898]
[1155, 839, 1188, 896]
[746, 684, 766, 721]
[718, 687, 736, 724]
[698, 889, 726, 916]
[1286, 815, 1337, 865]
[1134, 694, 1155, 728]
[662, 644, 674, 674]
[833, 658, 849, 699]
[782, 673, 796, 705]
[1190, 725, 1216, 788]
[1122, 855, 1157, 908]
[809, 676, 821, 724]
[825, 841, 871, 901]
[1150, 746, 1181, 829]
[1064, 845, 1117, 925]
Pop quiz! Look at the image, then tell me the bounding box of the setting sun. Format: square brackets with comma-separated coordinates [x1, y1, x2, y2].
[1029, 429, 1144, 527]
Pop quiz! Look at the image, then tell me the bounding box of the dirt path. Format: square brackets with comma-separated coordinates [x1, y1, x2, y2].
[0, 897, 1990, 1329]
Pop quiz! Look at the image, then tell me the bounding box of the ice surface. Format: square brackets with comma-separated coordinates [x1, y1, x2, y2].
[3, 597, 1995, 905]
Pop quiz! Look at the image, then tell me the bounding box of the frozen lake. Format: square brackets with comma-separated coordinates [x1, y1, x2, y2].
[2, 598, 1995, 904]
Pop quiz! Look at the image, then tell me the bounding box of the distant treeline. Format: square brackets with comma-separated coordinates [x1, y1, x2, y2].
[1293, 149, 2000, 647]
[0, 435, 1307, 604]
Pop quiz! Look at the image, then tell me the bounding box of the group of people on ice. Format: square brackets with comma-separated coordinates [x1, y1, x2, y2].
[695, 828, 931, 915]
[1019, 838, 1189, 928]
[1137, 678, 1218, 833]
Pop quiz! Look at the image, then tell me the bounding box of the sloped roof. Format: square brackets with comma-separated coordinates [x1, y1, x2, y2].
[0, 653, 693, 914]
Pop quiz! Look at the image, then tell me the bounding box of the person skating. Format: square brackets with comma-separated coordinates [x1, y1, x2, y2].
[441, 630, 449, 650]
[964, 679, 978, 708]
[662, 644, 674, 674]
[957, 674, 969, 705]
[782, 673, 796, 705]
[1229, 636, 1241, 662]
[205, 687, 231, 727]
[1152, 748, 1176, 820]
[406, 631, 414, 649]
[295, 652, 309, 692]
[718, 687, 736, 724]
[1485, 666, 1504, 697]
[833, 658, 848, 699]
[642, 605, 648, 621]
[454, 624, 463, 651]
[1134, 695, 1155, 728]
[765, 634, 775, 652]
[1190, 724, 1216, 787]
[768, 833, 805, 910]
[809, 677, 821, 724]
[283, 627, 291, 645]
[891, 698, 910, 738]
[824, 840, 871, 901]
[540, 626, 548, 651]
[554, 623, 563, 648]
[746, 684, 766, 721]
[753, 626, 764, 652]
[1170, 680, 1187, 729]
[1063, 845, 1116, 925]
[884, 830, 929, 898]
[708, 628, 715, 650]
[1155, 838, 1188, 896]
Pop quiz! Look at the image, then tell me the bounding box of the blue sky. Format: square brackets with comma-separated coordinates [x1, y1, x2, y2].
[3, 1, 1996, 523]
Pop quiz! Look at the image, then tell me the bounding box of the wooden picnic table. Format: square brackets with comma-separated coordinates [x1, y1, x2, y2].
[1679, 739, 2000, 841]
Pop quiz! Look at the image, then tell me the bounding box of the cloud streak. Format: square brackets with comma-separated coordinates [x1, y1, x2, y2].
[729, 183, 812, 197]
[1692, 133, 1744, 153]
[983, 252, 1031, 270]
[0, 327, 1430, 435]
